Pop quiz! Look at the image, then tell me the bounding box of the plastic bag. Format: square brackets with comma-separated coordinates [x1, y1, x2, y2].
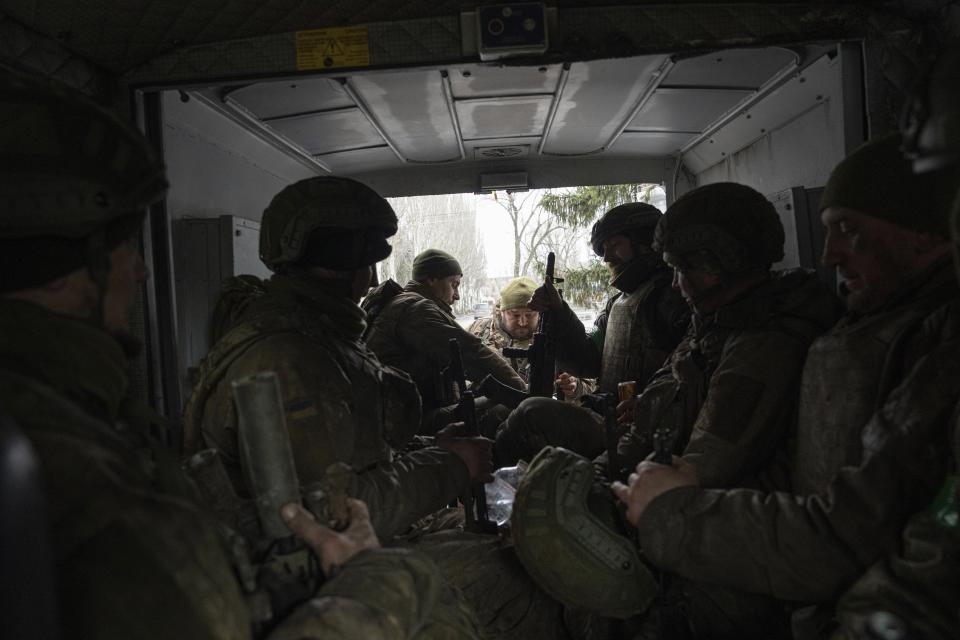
[485, 460, 528, 525]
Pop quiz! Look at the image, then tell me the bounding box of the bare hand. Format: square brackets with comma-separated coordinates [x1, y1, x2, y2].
[527, 280, 563, 313]
[555, 372, 579, 395]
[437, 435, 495, 482]
[281, 499, 380, 575]
[610, 457, 698, 527]
[615, 397, 635, 425]
[437, 420, 468, 438]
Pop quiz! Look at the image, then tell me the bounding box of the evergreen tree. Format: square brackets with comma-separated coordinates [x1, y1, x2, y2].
[536, 184, 660, 306]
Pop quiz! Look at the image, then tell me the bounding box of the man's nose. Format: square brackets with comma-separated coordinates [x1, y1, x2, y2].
[821, 232, 842, 267]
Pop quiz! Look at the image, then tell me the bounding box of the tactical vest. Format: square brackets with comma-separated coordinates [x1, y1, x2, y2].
[619, 270, 837, 471]
[621, 312, 729, 463]
[599, 273, 672, 394]
[185, 304, 421, 478]
[793, 305, 935, 496]
[366, 291, 449, 410]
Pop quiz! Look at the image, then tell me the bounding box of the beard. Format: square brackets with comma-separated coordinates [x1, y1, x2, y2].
[606, 258, 627, 282]
[509, 325, 534, 340]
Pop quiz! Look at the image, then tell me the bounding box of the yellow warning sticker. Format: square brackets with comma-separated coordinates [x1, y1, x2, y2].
[296, 25, 370, 70]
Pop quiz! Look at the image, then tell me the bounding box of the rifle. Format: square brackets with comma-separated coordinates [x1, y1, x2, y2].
[580, 392, 621, 480]
[478, 252, 563, 409]
[651, 425, 674, 464]
[444, 338, 498, 533]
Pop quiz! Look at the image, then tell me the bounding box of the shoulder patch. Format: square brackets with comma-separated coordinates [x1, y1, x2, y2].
[286, 398, 319, 420]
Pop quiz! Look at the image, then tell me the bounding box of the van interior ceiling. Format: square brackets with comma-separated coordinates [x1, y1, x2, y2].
[164, 42, 857, 410]
[4, 1, 942, 434]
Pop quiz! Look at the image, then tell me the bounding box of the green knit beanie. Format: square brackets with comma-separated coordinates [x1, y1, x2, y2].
[500, 277, 537, 311]
[412, 249, 462, 281]
[820, 132, 960, 237]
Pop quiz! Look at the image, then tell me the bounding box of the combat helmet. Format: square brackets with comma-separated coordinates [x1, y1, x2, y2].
[259, 176, 397, 272]
[901, 47, 960, 174]
[590, 202, 662, 256]
[654, 182, 784, 274]
[0, 68, 167, 293]
[511, 446, 658, 619]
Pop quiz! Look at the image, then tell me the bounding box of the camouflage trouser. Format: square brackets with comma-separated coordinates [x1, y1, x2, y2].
[399, 516, 622, 639]
[494, 397, 606, 467]
[406, 530, 574, 640]
[406, 528, 787, 640]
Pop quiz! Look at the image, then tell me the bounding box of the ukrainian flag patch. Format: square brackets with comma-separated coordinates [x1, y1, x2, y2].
[286, 398, 318, 420]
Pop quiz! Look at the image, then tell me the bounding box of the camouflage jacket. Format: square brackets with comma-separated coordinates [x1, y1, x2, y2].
[467, 314, 531, 382]
[184, 274, 471, 541]
[618, 269, 841, 488]
[0, 299, 478, 639]
[365, 280, 525, 410]
[638, 261, 960, 612]
[468, 313, 597, 401]
[832, 317, 960, 640]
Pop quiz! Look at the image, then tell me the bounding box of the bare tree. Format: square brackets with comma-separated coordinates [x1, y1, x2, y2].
[380, 193, 487, 315]
[377, 183, 663, 315]
[486, 189, 568, 278]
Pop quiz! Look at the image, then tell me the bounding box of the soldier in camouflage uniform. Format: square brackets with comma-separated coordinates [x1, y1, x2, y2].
[469, 276, 596, 402]
[185, 179, 493, 541]
[613, 183, 841, 487]
[495, 203, 690, 465]
[468, 276, 539, 382]
[512, 184, 840, 638]
[828, 47, 960, 640]
[466, 277, 541, 437]
[365, 248, 526, 427]
[614, 132, 960, 639]
[0, 68, 479, 639]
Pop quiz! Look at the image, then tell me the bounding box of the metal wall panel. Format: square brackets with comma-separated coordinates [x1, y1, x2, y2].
[230, 76, 354, 118]
[448, 63, 561, 97]
[457, 95, 552, 140]
[663, 48, 798, 88]
[175, 216, 271, 396]
[542, 55, 667, 155]
[628, 88, 753, 133]
[351, 70, 462, 161]
[162, 90, 319, 224]
[608, 131, 697, 157]
[269, 108, 384, 155]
